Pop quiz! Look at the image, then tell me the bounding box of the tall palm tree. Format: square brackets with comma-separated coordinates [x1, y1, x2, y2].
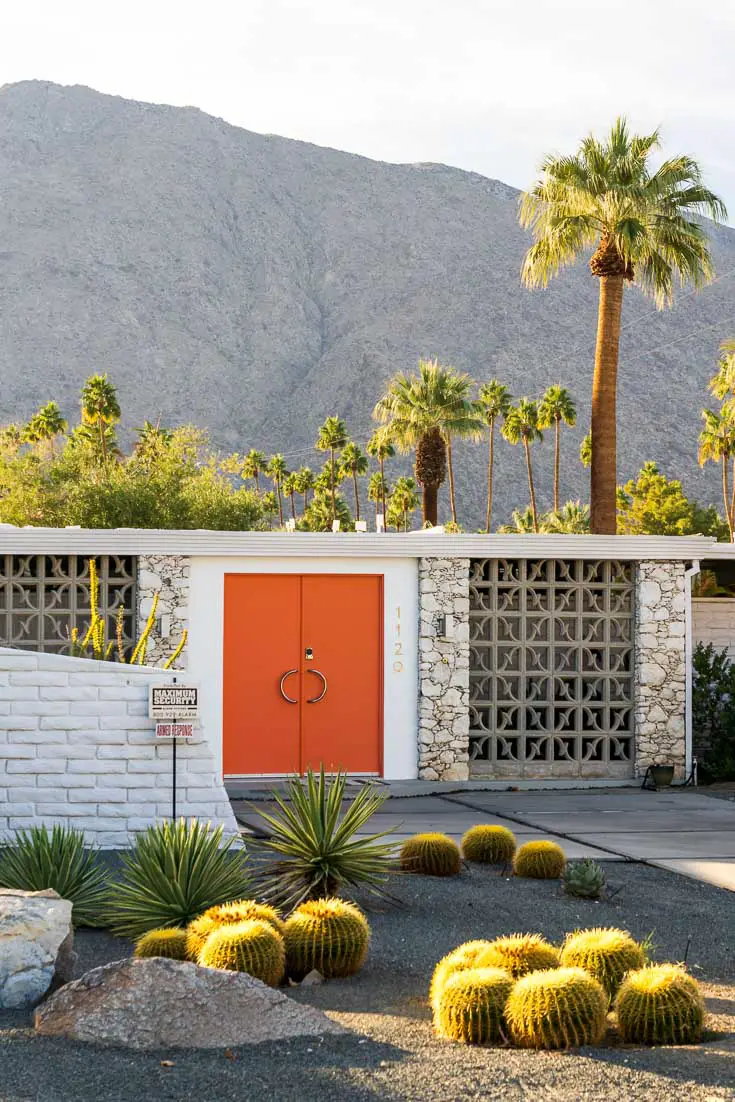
[373, 359, 483, 527]
[282, 472, 298, 520]
[316, 416, 349, 525]
[477, 380, 512, 532]
[23, 401, 68, 455]
[294, 466, 314, 511]
[366, 430, 395, 522]
[339, 442, 369, 522]
[502, 399, 544, 532]
[545, 500, 591, 533]
[519, 118, 726, 534]
[698, 408, 735, 541]
[441, 370, 485, 525]
[368, 471, 390, 523]
[80, 374, 121, 475]
[388, 476, 419, 532]
[538, 386, 577, 511]
[266, 454, 289, 527]
[498, 506, 538, 534]
[242, 449, 267, 493]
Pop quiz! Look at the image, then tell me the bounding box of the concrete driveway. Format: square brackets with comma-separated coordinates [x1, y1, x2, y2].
[232, 785, 735, 892]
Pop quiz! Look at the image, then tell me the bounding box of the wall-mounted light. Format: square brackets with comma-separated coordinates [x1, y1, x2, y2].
[332, 520, 341, 532]
[436, 613, 455, 639]
[355, 520, 367, 533]
[285, 518, 296, 532]
[376, 514, 385, 533]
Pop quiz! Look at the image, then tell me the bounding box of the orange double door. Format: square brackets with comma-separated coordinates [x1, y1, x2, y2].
[223, 574, 383, 776]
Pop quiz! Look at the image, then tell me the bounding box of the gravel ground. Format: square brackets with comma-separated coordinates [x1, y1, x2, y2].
[1, 863, 734, 1102]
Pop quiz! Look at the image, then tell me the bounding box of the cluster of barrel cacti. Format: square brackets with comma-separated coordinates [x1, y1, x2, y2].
[400, 827, 573, 884]
[132, 895, 370, 986]
[430, 926, 706, 1049]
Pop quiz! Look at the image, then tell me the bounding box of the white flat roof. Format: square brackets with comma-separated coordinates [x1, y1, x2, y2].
[0, 526, 715, 560]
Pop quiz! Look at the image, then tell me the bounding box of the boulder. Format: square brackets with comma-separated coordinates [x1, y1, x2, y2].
[0, 889, 74, 1009]
[35, 957, 346, 1049]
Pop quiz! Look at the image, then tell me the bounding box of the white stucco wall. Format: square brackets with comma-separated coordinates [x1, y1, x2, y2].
[0, 647, 238, 847]
[692, 598, 735, 662]
[187, 556, 419, 780]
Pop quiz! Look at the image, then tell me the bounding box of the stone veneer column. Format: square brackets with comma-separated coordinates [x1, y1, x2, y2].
[634, 560, 687, 777]
[418, 557, 470, 781]
[137, 555, 190, 669]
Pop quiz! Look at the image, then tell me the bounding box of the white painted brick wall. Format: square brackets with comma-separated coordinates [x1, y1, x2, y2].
[0, 647, 239, 848]
[693, 599, 735, 662]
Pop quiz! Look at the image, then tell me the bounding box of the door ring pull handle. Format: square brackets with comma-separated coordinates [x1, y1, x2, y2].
[279, 669, 298, 703]
[306, 668, 327, 704]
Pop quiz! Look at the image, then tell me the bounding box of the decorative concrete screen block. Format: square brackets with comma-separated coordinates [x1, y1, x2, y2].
[137, 554, 190, 669]
[418, 557, 470, 781]
[0, 647, 237, 847]
[634, 561, 687, 777]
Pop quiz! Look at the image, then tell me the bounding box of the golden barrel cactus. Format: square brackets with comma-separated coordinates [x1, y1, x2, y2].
[461, 825, 516, 865]
[198, 918, 286, 986]
[186, 899, 283, 960]
[284, 898, 370, 980]
[506, 967, 608, 1049]
[560, 927, 645, 1002]
[476, 933, 559, 979]
[429, 940, 495, 1011]
[513, 840, 566, 879]
[616, 964, 705, 1045]
[134, 927, 189, 960]
[399, 833, 462, 877]
[435, 967, 513, 1044]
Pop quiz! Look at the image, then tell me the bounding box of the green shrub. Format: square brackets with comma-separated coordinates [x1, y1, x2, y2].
[505, 967, 608, 1049]
[560, 928, 645, 1002]
[693, 641, 735, 781]
[513, 840, 566, 879]
[0, 825, 108, 927]
[186, 899, 283, 960]
[435, 967, 513, 1044]
[284, 897, 370, 980]
[476, 934, 559, 979]
[563, 859, 607, 900]
[461, 825, 516, 865]
[199, 918, 286, 986]
[429, 940, 495, 1011]
[253, 768, 396, 907]
[399, 833, 461, 877]
[134, 928, 189, 960]
[616, 964, 705, 1045]
[106, 818, 249, 938]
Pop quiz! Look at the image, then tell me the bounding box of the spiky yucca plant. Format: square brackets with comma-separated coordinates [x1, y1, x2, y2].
[429, 940, 495, 1011]
[616, 964, 705, 1045]
[435, 967, 513, 1044]
[461, 825, 516, 865]
[476, 934, 559, 979]
[284, 898, 370, 981]
[199, 918, 286, 986]
[399, 833, 462, 877]
[0, 824, 108, 927]
[186, 899, 283, 961]
[253, 768, 396, 908]
[563, 859, 607, 900]
[134, 927, 189, 960]
[106, 818, 249, 939]
[560, 928, 645, 1002]
[513, 840, 566, 879]
[506, 967, 608, 1049]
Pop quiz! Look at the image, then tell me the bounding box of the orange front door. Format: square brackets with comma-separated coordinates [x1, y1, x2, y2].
[223, 574, 383, 775]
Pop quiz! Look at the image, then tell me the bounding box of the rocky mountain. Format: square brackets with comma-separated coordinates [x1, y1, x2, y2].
[0, 79, 734, 526]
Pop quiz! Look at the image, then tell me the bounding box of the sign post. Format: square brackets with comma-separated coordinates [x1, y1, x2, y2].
[149, 682, 200, 821]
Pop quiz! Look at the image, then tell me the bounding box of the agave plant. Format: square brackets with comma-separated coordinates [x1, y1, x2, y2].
[0, 824, 109, 927]
[106, 818, 249, 938]
[252, 768, 398, 907]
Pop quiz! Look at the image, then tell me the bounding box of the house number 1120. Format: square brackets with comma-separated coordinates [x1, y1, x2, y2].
[393, 605, 403, 672]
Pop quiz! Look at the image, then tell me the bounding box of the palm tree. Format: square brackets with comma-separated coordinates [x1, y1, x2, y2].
[266, 454, 289, 527]
[545, 500, 590, 533]
[242, 449, 267, 493]
[283, 472, 298, 520]
[373, 359, 483, 527]
[708, 339, 735, 400]
[366, 430, 395, 522]
[579, 431, 592, 469]
[134, 419, 173, 466]
[388, 476, 419, 532]
[477, 380, 512, 532]
[498, 506, 538, 534]
[261, 490, 278, 529]
[441, 370, 485, 525]
[80, 374, 121, 475]
[339, 442, 369, 522]
[502, 399, 544, 532]
[538, 386, 577, 511]
[316, 416, 349, 525]
[368, 471, 390, 523]
[698, 408, 735, 541]
[23, 401, 68, 455]
[294, 466, 315, 511]
[519, 118, 726, 534]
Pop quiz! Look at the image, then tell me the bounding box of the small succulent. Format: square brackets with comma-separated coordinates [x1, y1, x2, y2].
[563, 859, 607, 900]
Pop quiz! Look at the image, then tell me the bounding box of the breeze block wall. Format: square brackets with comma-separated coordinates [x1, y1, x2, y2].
[0, 647, 238, 847]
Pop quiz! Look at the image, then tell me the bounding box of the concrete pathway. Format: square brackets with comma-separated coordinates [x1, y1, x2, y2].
[231, 785, 735, 891]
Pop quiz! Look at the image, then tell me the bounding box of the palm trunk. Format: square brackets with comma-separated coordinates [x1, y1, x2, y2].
[553, 417, 561, 513]
[289, 492, 296, 520]
[485, 418, 495, 533]
[352, 470, 360, 521]
[379, 457, 387, 522]
[590, 274, 624, 534]
[724, 456, 734, 542]
[423, 483, 438, 527]
[254, 472, 260, 493]
[523, 437, 539, 533]
[330, 447, 336, 525]
[276, 485, 284, 526]
[99, 420, 108, 477]
[446, 435, 457, 524]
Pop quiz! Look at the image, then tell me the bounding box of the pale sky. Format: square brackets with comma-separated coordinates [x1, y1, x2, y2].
[3, 0, 735, 215]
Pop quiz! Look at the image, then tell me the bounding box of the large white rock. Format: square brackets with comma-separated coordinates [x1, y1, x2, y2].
[0, 889, 74, 1009]
[35, 957, 347, 1049]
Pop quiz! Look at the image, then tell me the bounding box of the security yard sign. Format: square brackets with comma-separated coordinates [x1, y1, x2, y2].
[155, 722, 194, 740]
[149, 684, 199, 720]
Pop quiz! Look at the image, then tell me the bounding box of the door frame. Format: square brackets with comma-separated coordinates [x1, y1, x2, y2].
[188, 555, 419, 780]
